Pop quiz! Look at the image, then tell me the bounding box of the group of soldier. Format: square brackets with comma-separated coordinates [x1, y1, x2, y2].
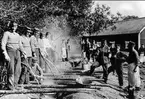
[0, 21, 55, 90]
[0, 20, 142, 98]
[81, 38, 141, 93]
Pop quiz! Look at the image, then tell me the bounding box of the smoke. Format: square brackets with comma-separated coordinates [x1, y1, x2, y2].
[42, 16, 81, 61]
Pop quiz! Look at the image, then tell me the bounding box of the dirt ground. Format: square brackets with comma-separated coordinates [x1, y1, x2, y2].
[0, 59, 145, 99]
[53, 60, 145, 99]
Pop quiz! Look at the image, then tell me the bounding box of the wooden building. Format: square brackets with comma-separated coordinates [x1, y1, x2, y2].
[83, 17, 145, 50]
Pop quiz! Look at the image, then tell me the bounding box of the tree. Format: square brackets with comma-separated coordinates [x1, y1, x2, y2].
[69, 4, 121, 36]
[0, 0, 92, 30]
[0, 0, 121, 36]
[122, 15, 138, 21]
[113, 12, 139, 21]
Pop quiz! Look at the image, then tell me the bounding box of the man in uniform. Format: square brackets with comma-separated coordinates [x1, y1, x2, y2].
[99, 40, 110, 83]
[30, 28, 40, 65]
[1, 21, 26, 90]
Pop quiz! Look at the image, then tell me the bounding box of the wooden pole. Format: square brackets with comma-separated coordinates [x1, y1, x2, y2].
[0, 88, 97, 94]
[17, 84, 121, 91]
[18, 84, 101, 90]
[18, 85, 68, 88]
[44, 73, 79, 78]
[45, 57, 60, 72]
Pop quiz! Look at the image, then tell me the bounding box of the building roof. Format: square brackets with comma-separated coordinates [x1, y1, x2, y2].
[97, 17, 145, 36]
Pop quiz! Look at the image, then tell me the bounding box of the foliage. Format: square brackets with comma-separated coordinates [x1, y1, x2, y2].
[0, 0, 137, 36]
[70, 4, 119, 36]
[122, 15, 138, 21]
[114, 12, 139, 21]
[0, 0, 92, 32]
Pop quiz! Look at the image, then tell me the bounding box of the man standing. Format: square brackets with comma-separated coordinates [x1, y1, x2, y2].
[84, 38, 91, 61]
[138, 44, 145, 55]
[38, 33, 45, 71]
[81, 39, 85, 58]
[115, 45, 127, 88]
[138, 44, 145, 63]
[108, 43, 117, 74]
[19, 27, 32, 84]
[66, 38, 70, 61]
[99, 40, 110, 83]
[1, 21, 26, 90]
[30, 28, 40, 65]
[127, 41, 141, 90]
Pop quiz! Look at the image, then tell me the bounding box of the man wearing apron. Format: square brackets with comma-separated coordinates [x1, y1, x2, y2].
[127, 41, 141, 90]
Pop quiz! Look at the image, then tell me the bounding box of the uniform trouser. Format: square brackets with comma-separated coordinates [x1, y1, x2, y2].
[51, 49, 56, 63]
[90, 66, 96, 75]
[92, 51, 97, 62]
[19, 57, 32, 84]
[116, 67, 123, 86]
[35, 48, 45, 70]
[108, 57, 116, 73]
[45, 48, 56, 73]
[108, 65, 116, 74]
[89, 61, 100, 75]
[86, 51, 90, 60]
[35, 48, 40, 66]
[66, 49, 68, 61]
[6, 48, 21, 89]
[39, 53, 45, 70]
[102, 64, 108, 81]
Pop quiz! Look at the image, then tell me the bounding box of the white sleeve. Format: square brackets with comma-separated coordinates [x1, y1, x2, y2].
[1, 31, 9, 54]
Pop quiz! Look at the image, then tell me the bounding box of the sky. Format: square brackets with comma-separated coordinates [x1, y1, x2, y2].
[92, 1, 145, 17]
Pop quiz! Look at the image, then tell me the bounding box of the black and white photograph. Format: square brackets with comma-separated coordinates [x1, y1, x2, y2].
[0, 0, 144, 99]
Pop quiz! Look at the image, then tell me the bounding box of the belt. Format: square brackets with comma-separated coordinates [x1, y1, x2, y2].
[23, 46, 31, 47]
[6, 47, 20, 51]
[7, 43, 19, 44]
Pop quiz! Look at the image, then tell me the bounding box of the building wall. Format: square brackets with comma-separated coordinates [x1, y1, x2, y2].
[140, 29, 145, 47]
[83, 33, 138, 51]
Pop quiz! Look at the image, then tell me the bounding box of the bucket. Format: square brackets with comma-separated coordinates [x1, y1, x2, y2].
[76, 76, 92, 86]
